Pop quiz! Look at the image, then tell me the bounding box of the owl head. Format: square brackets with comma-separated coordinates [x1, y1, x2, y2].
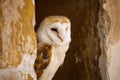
[37, 16, 71, 46]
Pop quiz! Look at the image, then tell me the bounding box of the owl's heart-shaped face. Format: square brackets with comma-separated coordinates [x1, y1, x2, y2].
[37, 16, 71, 46]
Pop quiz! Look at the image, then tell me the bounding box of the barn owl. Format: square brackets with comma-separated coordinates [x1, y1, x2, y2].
[34, 16, 71, 80]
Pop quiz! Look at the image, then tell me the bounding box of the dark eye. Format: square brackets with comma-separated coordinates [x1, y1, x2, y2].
[51, 28, 57, 32]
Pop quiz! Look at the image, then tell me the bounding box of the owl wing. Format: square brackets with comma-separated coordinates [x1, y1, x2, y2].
[34, 43, 53, 78]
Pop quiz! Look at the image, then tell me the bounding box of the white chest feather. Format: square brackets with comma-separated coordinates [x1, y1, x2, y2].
[39, 45, 69, 80]
[37, 16, 71, 80]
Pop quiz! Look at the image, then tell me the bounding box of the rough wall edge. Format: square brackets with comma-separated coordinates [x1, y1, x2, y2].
[97, 0, 111, 80]
[0, 0, 37, 79]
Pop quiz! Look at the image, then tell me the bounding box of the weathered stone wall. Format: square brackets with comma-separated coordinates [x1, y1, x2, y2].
[0, 0, 37, 80]
[103, 0, 120, 80]
[0, 0, 119, 80]
[97, 0, 111, 80]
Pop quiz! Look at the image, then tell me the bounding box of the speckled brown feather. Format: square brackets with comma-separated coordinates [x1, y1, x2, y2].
[34, 43, 53, 79]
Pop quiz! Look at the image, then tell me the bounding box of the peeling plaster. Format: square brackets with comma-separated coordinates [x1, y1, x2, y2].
[0, 0, 36, 80]
[18, 53, 37, 80]
[1, 0, 24, 24]
[32, 0, 35, 5]
[97, 0, 111, 79]
[0, 68, 24, 80]
[108, 40, 120, 80]
[0, 52, 37, 80]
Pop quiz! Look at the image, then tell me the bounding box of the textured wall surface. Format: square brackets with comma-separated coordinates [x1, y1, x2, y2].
[104, 0, 120, 80]
[0, 0, 37, 80]
[0, 0, 118, 80]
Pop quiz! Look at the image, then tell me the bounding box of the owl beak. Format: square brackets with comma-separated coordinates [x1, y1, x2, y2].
[57, 34, 64, 42]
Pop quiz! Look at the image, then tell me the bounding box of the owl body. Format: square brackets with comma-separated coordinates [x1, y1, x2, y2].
[35, 16, 71, 80]
[38, 43, 69, 80]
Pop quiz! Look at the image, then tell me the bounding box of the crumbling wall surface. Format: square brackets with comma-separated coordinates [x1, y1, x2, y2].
[97, 0, 111, 80]
[104, 0, 120, 80]
[0, 0, 37, 80]
[98, 0, 120, 80]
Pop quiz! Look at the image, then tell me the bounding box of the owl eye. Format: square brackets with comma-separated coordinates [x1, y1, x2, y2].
[51, 28, 57, 32]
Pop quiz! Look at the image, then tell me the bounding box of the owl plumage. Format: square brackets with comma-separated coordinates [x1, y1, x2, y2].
[34, 16, 71, 80]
